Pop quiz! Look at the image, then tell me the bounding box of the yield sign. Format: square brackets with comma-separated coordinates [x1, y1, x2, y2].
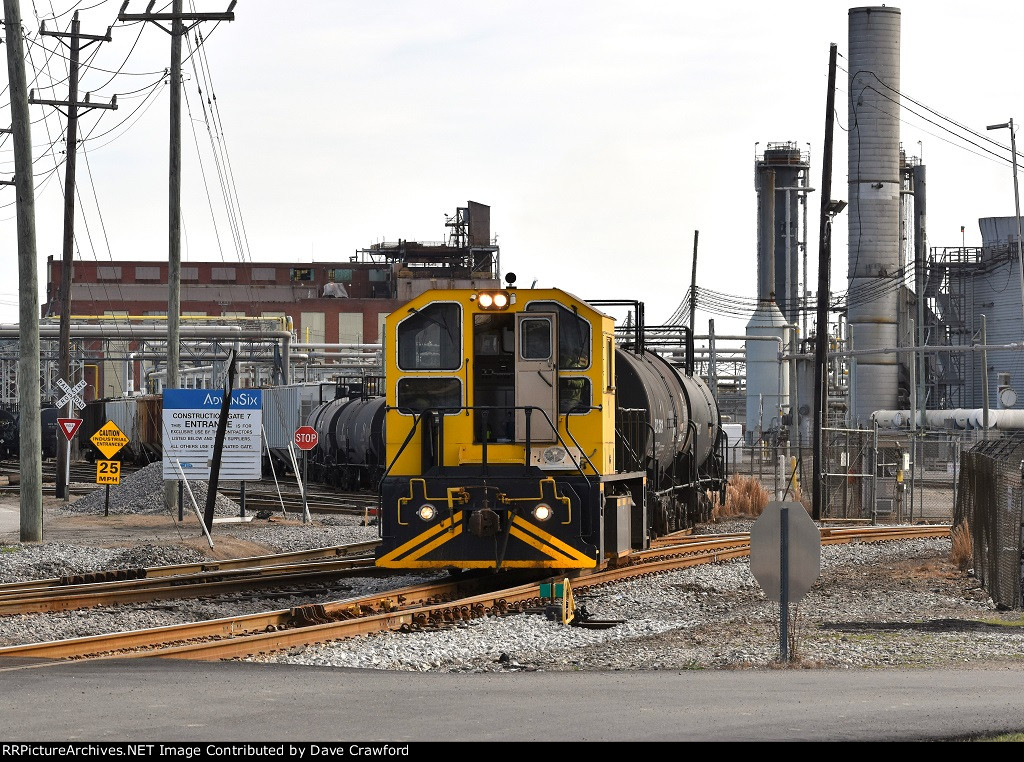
[58, 418, 83, 442]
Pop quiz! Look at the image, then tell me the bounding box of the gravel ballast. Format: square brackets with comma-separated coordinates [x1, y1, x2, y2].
[2, 464, 1023, 672]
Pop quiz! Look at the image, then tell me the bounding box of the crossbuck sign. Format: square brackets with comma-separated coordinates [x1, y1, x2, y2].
[55, 379, 87, 411]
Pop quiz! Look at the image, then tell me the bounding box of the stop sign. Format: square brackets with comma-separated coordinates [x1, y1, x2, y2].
[750, 501, 821, 603]
[294, 425, 318, 451]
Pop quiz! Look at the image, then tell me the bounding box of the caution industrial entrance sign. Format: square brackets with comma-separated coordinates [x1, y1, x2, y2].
[90, 420, 129, 460]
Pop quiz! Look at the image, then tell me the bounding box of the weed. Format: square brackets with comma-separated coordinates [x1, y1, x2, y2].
[950, 520, 972, 571]
[711, 474, 771, 520]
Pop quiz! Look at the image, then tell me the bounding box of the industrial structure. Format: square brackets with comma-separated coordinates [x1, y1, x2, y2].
[0, 201, 498, 405]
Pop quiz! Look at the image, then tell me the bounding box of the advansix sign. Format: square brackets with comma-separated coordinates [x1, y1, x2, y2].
[161, 388, 263, 480]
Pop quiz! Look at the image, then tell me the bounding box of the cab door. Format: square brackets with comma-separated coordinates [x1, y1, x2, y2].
[514, 312, 557, 442]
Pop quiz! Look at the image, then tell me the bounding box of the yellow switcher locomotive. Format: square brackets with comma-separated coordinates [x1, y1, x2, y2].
[375, 282, 727, 572]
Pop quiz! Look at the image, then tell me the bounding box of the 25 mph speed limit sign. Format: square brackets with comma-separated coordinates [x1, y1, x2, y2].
[96, 460, 121, 485]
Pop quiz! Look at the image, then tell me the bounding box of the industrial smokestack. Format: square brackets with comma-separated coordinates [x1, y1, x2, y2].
[847, 5, 902, 422]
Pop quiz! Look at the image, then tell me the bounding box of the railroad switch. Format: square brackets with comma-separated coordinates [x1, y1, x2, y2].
[536, 578, 625, 629]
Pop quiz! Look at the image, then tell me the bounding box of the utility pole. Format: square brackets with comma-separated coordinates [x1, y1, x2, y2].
[117, 1, 236, 514]
[812, 44, 838, 523]
[32, 12, 117, 501]
[689, 230, 699, 329]
[3, 0, 44, 541]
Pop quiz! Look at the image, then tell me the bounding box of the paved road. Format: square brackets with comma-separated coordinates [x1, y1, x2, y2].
[1, 658, 1022, 742]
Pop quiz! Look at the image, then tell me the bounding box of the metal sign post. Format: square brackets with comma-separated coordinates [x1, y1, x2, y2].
[293, 426, 318, 524]
[55, 379, 86, 501]
[750, 501, 821, 662]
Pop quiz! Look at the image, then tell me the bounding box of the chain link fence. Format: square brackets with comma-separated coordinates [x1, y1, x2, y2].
[955, 434, 1024, 610]
[725, 424, 963, 524]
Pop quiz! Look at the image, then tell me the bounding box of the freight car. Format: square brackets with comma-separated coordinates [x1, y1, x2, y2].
[305, 394, 386, 490]
[0, 404, 64, 462]
[0, 406, 18, 461]
[374, 283, 728, 573]
[78, 395, 163, 465]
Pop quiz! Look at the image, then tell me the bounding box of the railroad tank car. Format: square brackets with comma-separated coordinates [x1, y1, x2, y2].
[374, 284, 728, 573]
[0, 406, 18, 461]
[306, 395, 386, 489]
[40, 406, 61, 460]
[261, 381, 344, 475]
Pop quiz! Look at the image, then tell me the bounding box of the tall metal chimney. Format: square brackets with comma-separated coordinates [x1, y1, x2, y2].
[847, 6, 902, 422]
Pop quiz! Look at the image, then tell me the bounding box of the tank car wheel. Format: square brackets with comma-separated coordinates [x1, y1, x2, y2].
[652, 497, 670, 537]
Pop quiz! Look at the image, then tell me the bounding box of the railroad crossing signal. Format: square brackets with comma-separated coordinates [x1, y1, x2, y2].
[294, 425, 318, 451]
[55, 378, 87, 411]
[57, 418, 83, 442]
[91, 420, 129, 459]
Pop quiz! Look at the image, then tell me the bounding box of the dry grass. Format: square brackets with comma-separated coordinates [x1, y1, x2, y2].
[951, 520, 973, 571]
[712, 475, 770, 520]
[710, 474, 814, 522]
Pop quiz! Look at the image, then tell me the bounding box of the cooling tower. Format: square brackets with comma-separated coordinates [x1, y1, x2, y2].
[847, 6, 902, 422]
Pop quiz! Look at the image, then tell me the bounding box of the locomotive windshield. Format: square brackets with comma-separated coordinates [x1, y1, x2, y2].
[397, 302, 461, 370]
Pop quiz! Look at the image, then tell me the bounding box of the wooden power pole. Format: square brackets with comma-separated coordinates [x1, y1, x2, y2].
[32, 12, 117, 501]
[3, 0, 43, 541]
[812, 44, 839, 522]
[117, 1, 236, 514]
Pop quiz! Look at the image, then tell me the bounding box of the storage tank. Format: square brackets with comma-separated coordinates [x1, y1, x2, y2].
[967, 217, 1024, 409]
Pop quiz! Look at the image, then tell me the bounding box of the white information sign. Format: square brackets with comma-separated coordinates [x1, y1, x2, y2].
[161, 388, 263, 480]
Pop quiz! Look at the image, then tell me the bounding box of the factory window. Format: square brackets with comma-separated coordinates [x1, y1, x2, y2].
[396, 377, 461, 415]
[252, 267, 276, 281]
[97, 266, 122, 281]
[212, 267, 236, 281]
[328, 268, 353, 282]
[135, 266, 161, 281]
[181, 267, 199, 282]
[527, 301, 591, 369]
[290, 268, 314, 282]
[368, 268, 389, 282]
[397, 302, 461, 371]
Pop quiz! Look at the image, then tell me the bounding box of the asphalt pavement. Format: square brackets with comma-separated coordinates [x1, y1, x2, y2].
[1, 657, 1023, 743]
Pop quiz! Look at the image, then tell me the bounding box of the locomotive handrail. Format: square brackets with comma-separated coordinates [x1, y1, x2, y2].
[381, 403, 593, 475]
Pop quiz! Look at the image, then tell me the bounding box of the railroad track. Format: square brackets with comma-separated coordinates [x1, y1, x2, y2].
[0, 523, 950, 665]
[0, 462, 381, 516]
[0, 541, 382, 615]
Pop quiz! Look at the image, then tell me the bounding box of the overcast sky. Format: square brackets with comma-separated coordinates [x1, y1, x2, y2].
[2, 1, 1022, 337]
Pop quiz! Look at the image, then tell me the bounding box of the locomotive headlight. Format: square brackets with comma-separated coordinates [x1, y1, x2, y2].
[417, 504, 436, 521]
[472, 290, 513, 310]
[532, 503, 553, 522]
